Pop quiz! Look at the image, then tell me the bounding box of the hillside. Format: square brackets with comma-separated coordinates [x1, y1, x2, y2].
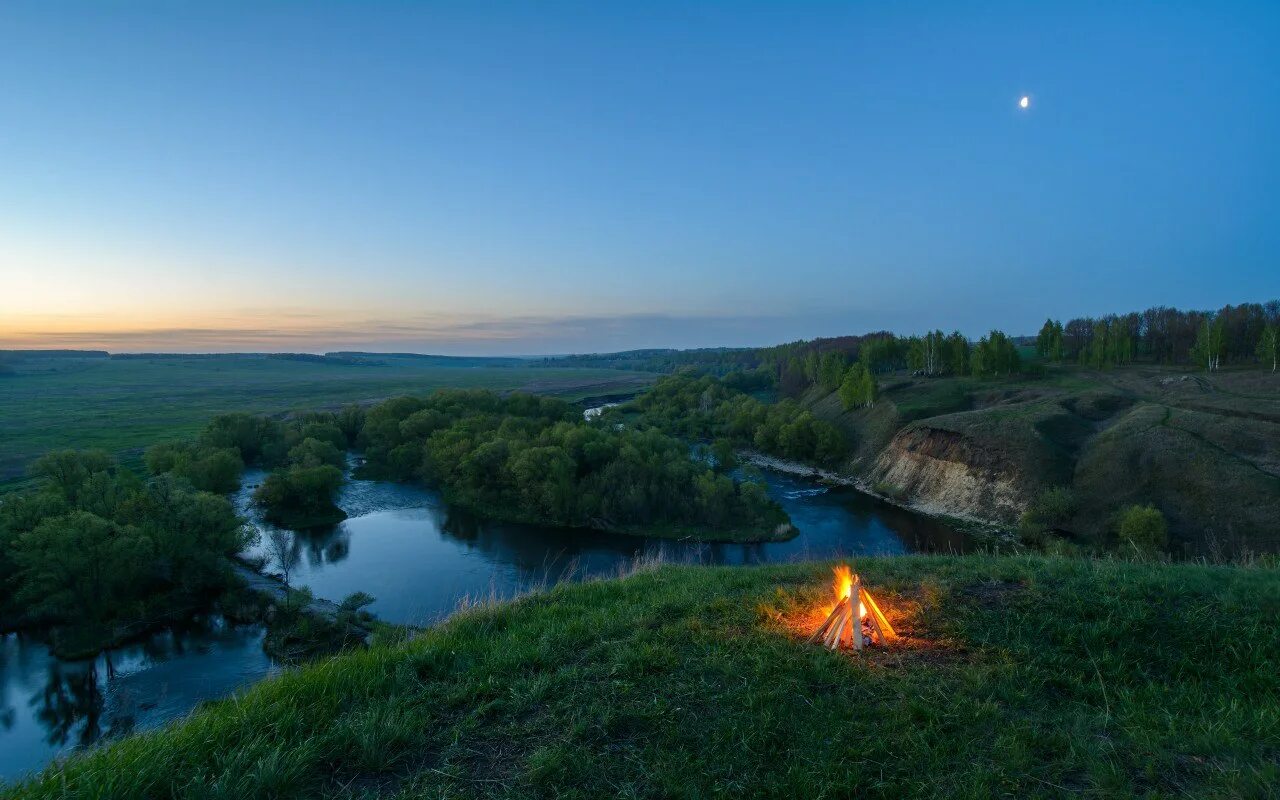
[5, 556, 1277, 798]
[802, 365, 1280, 556]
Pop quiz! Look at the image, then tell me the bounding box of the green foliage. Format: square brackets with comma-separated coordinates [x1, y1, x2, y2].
[1017, 486, 1078, 545]
[11, 511, 152, 624]
[858, 335, 906, 374]
[254, 465, 346, 528]
[287, 437, 346, 469]
[28, 449, 116, 504]
[970, 330, 1021, 377]
[1116, 504, 1169, 553]
[1067, 316, 1135, 369]
[946, 330, 971, 375]
[631, 374, 848, 467]
[145, 441, 244, 493]
[838, 363, 877, 410]
[1256, 324, 1278, 372]
[1, 452, 250, 649]
[1191, 316, 1226, 371]
[1035, 319, 1065, 362]
[816, 352, 847, 391]
[905, 330, 946, 375]
[709, 438, 738, 472]
[199, 412, 293, 467]
[1031, 486, 1078, 524]
[358, 388, 791, 539]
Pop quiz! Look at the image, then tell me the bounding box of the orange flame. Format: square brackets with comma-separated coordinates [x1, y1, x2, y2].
[832, 564, 852, 601]
[831, 564, 867, 618]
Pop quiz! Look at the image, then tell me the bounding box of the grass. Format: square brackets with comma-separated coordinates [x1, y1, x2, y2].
[6, 554, 1277, 798]
[0, 354, 654, 490]
[802, 364, 1280, 554]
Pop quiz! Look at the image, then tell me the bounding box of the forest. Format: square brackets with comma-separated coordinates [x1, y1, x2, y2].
[0, 450, 252, 656]
[620, 374, 849, 466]
[355, 390, 790, 539]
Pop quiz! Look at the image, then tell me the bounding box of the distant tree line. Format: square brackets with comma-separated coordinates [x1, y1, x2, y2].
[264, 353, 386, 367]
[534, 347, 763, 375]
[770, 329, 1024, 403]
[534, 299, 1280, 378]
[1032, 301, 1280, 370]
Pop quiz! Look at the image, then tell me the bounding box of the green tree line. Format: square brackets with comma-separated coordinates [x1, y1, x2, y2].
[536, 299, 1279, 377]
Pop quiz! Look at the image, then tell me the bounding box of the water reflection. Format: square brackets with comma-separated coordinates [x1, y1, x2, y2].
[0, 619, 273, 782]
[241, 465, 967, 626]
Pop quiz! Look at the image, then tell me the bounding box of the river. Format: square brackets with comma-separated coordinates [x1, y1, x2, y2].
[0, 453, 965, 782]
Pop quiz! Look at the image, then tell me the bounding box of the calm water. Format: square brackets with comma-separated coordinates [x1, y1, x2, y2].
[1, 459, 964, 782]
[0, 618, 274, 783]
[238, 464, 966, 626]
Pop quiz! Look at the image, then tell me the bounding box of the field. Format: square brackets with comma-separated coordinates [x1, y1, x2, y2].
[5, 554, 1277, 798]
[0, 353, 654, 491]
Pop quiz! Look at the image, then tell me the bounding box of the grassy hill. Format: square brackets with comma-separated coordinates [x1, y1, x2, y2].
[6, 555, 1277, 798]
[0, 353, 654, 492]
[802, 365, 1280, 556]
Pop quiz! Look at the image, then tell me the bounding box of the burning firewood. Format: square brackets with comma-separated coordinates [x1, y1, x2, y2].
[808, 564, 895, 651]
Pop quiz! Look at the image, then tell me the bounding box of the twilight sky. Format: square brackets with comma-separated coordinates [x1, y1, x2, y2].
[2, 1, 1278, 354]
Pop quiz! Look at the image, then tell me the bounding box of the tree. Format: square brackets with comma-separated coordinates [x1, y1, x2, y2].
[12, 511, 152, 623]
[838, 364, 877, 410]
[254, 464, 346, 528]
[710, 439, 738, 473]
[145, 442, 243, 494]
[1191, 316, 1225, 371]
[30, 450, 115, 504]
[265, 528, 297, 587]
[946, 331, 970, 375]
[1035, 319, 1058, 359]
[906, 332, 944, 375]
[818, 352, 847, 391]
[922, 330, 944, 375]
[1257, 324, 1278, 372]
[287, 437, 345, 469]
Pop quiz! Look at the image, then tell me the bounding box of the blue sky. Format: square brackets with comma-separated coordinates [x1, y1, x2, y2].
[2, 1, 1277, 354]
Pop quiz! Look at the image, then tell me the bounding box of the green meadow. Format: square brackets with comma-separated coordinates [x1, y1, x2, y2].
[0, 353, 652, 491]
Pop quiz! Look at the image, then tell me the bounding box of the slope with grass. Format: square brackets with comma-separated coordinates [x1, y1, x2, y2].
[805, 365, 1280, 555]
[6, 555, 1277, 798]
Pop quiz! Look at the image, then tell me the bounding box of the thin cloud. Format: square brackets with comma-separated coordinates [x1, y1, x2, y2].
[0, 310, 863, 355]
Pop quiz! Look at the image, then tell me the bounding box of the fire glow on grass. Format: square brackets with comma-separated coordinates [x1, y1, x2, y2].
[808, 564, 896, 651]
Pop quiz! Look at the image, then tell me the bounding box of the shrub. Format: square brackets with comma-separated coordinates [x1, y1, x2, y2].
[1117, 504, 1168, 553]
[1018, 486, 1077, 546]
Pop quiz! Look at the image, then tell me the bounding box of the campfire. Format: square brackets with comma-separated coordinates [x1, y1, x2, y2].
[808, 564, 895, 651]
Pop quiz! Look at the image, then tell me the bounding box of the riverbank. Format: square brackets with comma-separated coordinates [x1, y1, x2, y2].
[740, 451, 1013, 546]
[8, 554, 1277, 798]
